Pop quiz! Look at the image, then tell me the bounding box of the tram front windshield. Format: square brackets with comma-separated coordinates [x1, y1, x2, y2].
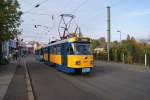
[71, 43, 92, 55]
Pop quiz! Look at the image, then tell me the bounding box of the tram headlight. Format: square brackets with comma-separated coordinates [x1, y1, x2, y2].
[75, 61, 81, 65]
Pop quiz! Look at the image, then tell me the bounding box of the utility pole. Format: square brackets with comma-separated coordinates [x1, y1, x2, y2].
[144, 43, 147, 67]
[145, 53, 147, 67]
[107, 6, 111, 62]
[79, 27, 82, 37]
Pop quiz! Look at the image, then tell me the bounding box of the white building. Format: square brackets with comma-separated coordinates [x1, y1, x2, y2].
[1, 39, 16, 58]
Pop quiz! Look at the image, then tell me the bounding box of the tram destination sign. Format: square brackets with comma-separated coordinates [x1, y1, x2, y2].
[77, 38, 90, 42]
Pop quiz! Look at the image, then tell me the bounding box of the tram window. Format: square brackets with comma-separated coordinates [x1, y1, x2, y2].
[51, 46, 56, 54]
[73, 43, 92, 55]
[57, 46, 61, 54]
[44, 48, 47, 53]
[51, 47, 54, 54]
[53, 46, 57, 54]
[50, 47, 52, 54]
[38, 50, 40, 54]
[35, 51, 37, 54]
[68, 45, 74, 55]
[41, 49, 43, 54]
[43, 48, 46, 53]
[45, 48, 48, 53]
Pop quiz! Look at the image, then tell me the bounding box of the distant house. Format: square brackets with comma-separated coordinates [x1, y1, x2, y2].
[26, 41, 44, 54]
[94, 45, 107, 53]
[26, 44, 34, 54]
[35, 42, 44, 50]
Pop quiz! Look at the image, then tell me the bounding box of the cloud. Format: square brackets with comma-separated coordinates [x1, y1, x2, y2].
[128, 11, 150, 17]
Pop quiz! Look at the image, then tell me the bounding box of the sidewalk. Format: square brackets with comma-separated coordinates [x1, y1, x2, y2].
[0, 62, 16, 100]
[0, 59, 28, 100]
[3, 64, 28, 100]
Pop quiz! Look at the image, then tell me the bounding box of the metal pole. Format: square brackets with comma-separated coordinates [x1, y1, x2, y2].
[145, 53, 147, 67]
[144, 43, 147, 67]
[123, 53, 125, 63]
[117, 30, 124, 63]
[107, 6, 111, 62]
[79, 27, 82, 37]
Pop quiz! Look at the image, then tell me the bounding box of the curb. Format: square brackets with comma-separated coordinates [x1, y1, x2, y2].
[24, 60, 35, 100]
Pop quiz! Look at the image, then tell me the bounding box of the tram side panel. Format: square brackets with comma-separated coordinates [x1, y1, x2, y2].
[50, 45, 62, 65]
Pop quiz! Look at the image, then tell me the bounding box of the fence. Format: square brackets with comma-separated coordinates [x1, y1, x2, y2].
[94, 50, 150, 66]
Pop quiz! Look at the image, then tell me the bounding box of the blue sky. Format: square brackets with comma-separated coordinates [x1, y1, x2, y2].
[18, 0, 150, 43]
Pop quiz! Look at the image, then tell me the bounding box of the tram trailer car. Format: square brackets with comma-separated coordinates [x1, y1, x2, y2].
[36, 37, 93, 74]
[35, 48, 43, 61]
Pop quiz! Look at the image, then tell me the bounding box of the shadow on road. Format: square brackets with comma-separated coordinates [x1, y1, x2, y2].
[91, 66, 118, 76]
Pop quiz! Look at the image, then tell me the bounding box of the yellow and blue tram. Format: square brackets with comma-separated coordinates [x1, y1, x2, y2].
[35, 37, 93, 73]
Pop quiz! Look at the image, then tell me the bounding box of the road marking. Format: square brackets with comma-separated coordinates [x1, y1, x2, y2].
[24, 59, 35, 100]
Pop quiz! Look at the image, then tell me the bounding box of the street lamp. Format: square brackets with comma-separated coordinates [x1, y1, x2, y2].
[34, 25, 50, 29]
[34, 24, 51, 43]
[117, 30, 125, 63]
[23, 3, 41, 14]
[117, 30, 121, 43]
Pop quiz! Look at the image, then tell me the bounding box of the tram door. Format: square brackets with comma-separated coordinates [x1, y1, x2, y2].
[62, 43, 67, 66]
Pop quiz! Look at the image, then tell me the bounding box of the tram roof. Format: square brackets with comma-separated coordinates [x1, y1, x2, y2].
[44, 37, 91, 48]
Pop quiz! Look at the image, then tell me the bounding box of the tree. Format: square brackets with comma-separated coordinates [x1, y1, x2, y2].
[99, 37, 106, 43]
[127, 34, 130, 41]
[0, 0, 22, 41]
[0, 0, 22, 64]
[91, 39, 100, 50]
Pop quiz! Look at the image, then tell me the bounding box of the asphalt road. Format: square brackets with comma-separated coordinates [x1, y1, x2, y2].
[25, 56, 150, 100]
